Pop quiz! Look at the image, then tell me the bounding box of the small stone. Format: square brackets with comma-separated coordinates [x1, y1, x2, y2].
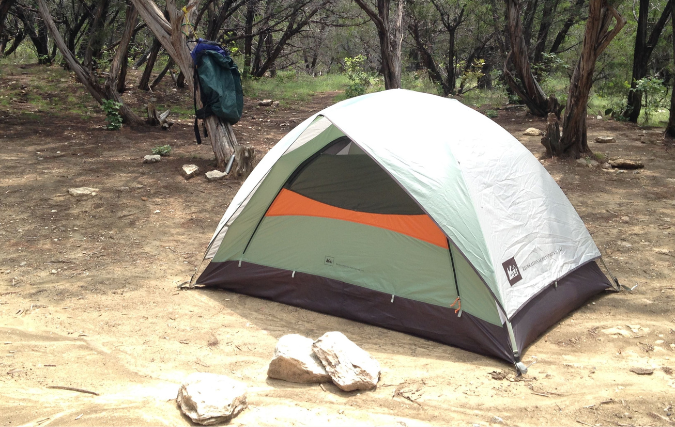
[655, 340, 665, 345]
[68, 187, 99, 197]
[205, 170, 227, 181]
[621, 216, 630, 222]
[596, 115, 603, 120]
[588, 160, 599, 167]
[272, 101, 280, 107]
[654, 248, 670, 255]
[629, 367, 654, 375]
[267, 334, 331, 384]
[312, 331, 380, 392]
[115, 186, 130, 192]
[141, 197, 148, 201]
[143, 154, 161, 163]
[602, 162, 612, 170]
[576, 158, 588, 166]
[176, 372, 247, 425]
[50, 269, 57, 274]
[182, 164, 200, 179]
[523, 128, 543, 136]
[258, 99, 274, 107]
[493, 416, 505, 424]
[595, 136, 615, 143]
[609, 159, 644, 169]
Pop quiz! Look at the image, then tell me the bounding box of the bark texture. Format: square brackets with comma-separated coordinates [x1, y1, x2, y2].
[503, 0, 556, 117]
[623, 0, 672, 123]
[354, 0, 404, 89]
[557, 0, 625, 158]
[665, 0, 675, 139]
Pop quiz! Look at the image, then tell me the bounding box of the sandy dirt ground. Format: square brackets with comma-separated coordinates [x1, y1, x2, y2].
[1, 67, 674, 426]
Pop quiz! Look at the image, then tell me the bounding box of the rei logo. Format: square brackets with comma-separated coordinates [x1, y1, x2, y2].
[502, 257, 522, 286]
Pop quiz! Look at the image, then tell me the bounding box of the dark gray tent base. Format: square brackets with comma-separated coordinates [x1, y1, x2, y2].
[197, 261, 611, 364]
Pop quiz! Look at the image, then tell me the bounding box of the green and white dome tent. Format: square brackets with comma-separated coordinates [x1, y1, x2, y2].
[197, 89, 615, 370]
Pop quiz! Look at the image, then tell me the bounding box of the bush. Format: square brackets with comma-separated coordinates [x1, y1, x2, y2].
[152, 145, 172, 156]
[344, 55, 376, 98]
[102, 99, 123, 130]
[485, 109, 498, 118]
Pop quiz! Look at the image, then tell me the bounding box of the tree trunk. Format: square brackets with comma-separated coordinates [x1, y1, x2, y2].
[0, 0, 15, 44]
[115, 4, 139, 94]
[83, 0, 110, 70]
[665, 0, 675, 138]
[243, 0, 256, 77]
[556, 0, 625, 158]
[549, 0, 585, 54]
[37, 0, 143, 126]
[503, 0, 551, 117]
[623, 0, 673, 122]
[354, 0, 404, 90]
[130, 0, 239, 169]
[138, 38, 161, 90]
[105, 3, 144, 125]
[151, 58, 173, 90]
[532, 0, 558, 64]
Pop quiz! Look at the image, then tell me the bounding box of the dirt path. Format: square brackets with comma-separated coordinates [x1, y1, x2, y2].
[1, 76, 674, 426]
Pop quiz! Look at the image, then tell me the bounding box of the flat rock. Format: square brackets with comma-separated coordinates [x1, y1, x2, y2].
[312, 331, 380, 392]
[182, 164, 200, 179]
[595, 136, 615, 143]
[629, 367, 654, 375]
[258, 99, 273, 106]
[609, 159, 644, 169]
[601, 327, 631, 337]
[267, 334, 330, 383]
[523, 128, 543, 136]
[205, 170, 227, 181]
[68, 187, 99, 197]
[176, 372, 247, 425]
[143, 154, 161, 163]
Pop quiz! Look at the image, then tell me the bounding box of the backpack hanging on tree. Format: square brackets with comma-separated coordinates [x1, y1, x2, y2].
[191, 39, 244, 144]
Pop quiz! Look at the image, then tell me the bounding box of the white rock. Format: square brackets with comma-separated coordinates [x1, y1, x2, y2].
[588, 160, 599, 167]
[576, 158, 588, 166]
[143, 154, 161, 163]
[595, 136, 616, 143]
[205, 170, 227, 181]
[312, 331, 380, 392]
[601, 327, 631, 337]
[267, 334, 331, 383]
[258, 99, 274, 106]
[182, 164, 200, 179]
[596, 115, 603, 120]
[176, 373, 247, 425]
[68, 187, 99, 197]
[523, 128, 543, 136]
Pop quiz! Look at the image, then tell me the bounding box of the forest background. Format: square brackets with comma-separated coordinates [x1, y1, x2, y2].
[0, 0, 672, 162]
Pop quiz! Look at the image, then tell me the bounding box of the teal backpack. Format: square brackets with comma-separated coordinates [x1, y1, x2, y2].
[192, 40, 243, 144]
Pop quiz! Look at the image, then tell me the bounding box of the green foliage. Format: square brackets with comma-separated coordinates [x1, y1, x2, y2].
[634, 77, 667, 125]
[458, 59, 485, 92]
[102, 99, 123, 130]
[344, 55, 377, 98]
[243, 72, 350, 104]
[152, 145, 172, 156]
[485, 109, 498, 118]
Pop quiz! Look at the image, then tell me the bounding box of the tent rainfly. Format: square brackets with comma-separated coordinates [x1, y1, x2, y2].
[196, 89, 615, 371]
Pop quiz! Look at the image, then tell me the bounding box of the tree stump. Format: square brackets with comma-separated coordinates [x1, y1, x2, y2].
[541, 113, 561, 157]
[232, 146, 256, 180]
